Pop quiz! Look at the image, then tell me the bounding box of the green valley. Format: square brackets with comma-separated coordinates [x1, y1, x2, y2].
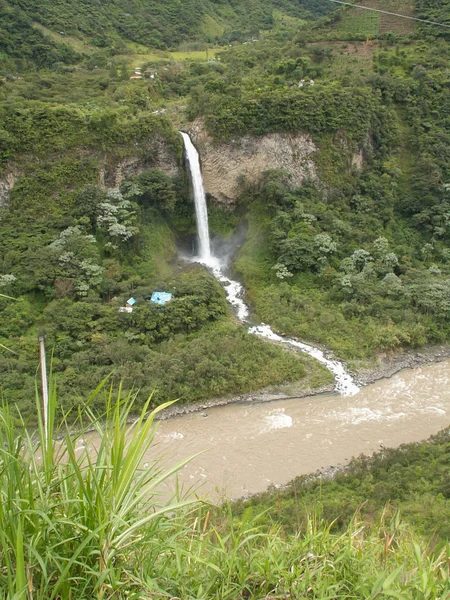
[2, 0, 450, 596]
[1, 0, 450, 409]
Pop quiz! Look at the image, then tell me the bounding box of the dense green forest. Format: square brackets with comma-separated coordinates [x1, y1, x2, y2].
[0, 0, 334, 72]
[0, 91, 330, 419]
[0, 0, 343, 416]
[184, 1, 450, 358]
[2, 0, 450, 596]
[2, 0, 450, 407]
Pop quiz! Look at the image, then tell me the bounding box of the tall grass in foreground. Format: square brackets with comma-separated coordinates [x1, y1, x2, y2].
[0, 381, 450, 599]
[0, 381, 196, 599]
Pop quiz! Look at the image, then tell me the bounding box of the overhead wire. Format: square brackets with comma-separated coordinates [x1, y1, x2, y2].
[328, 0, 450, 29]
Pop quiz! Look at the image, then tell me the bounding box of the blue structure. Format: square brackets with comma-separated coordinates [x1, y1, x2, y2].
[150, 291, 172, 305]
[126, 297, 136, 306]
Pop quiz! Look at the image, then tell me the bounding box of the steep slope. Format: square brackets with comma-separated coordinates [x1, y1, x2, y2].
[190, 119, 319, 204]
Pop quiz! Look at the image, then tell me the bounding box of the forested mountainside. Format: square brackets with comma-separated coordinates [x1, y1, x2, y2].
[0, 0, 334, 71]
[2, 0, 450, 413]
[2, 1, 450, 598]
[188, 0, 450, 359]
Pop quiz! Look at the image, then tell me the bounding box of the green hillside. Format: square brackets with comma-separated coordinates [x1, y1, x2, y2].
[417, 0, 450, 31]
[2, 1, 450, 597]
[336, 0, 416, 37]
[0, 0, 336, 72]
[2, 0, 450, 407]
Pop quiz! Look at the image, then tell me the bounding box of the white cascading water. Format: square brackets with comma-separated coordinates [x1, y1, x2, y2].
[181, 132, 359, 396]
[180, 132, 212, 262]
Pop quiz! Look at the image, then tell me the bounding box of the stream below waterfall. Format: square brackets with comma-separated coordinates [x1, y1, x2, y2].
[180, 132, 360, 396]
[94, 134, 449, 502]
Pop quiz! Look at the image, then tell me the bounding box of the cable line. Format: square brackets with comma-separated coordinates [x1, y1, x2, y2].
[328, 0, 450, 29]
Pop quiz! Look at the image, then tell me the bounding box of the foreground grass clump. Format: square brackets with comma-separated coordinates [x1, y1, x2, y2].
[0, 383, 196, 598]
[1, 382, 450, 598]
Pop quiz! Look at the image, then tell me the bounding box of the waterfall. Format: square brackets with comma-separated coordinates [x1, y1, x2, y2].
[181, 132, 360, 397]
[180, 132, 212, 263]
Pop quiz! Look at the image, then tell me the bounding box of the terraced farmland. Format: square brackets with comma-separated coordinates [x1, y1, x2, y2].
[338, 0, 416, 36]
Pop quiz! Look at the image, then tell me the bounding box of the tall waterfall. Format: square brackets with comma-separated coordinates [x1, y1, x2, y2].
[180, 132, 212, 263]
[181, 132, 360, 396]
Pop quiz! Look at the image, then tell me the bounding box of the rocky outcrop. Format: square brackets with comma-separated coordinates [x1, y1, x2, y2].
[98, 138, 180, 188]
[0, 138, 181, 208]
[189, 120, 318, 205]
[0, 169, 19, 208]
[352, 148, 364, 171]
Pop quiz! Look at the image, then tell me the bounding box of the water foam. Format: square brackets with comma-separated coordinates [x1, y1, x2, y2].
[262, 409, 293, 432]
[181, 132, 359, 397]
[161, 432, 185, 442]
[249, 324, 360, 396]
[180, 132, 212, 261]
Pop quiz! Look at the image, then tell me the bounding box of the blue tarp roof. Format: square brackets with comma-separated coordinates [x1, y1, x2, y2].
[150, 291, 172, 305]
[127, 297, 136, 306]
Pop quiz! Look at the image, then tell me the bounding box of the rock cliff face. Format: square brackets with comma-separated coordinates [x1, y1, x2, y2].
[98, 138, 180, 188]
[0, 169, 19, 208]
[0, 138, 180, 209]
[189, 120, 318, 205]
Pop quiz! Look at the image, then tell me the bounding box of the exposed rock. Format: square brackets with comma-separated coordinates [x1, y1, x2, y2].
[189, 119, 318, 205]
[99, 139, 180, 189]
[1, 136, 181, 208]
[0, 169, 19, 208]
[351, 148, 364, 171]
[355, 345, 450, 386]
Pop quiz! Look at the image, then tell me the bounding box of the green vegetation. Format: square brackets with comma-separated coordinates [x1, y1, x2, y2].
[201, 84, 377, 142]
[3, 2, 450, 597]
[338, 8, 381, 37]
[334, 0, 416, 38]
[1, 30, 339, 420]
[2, 0, 450, 408]
[417, 0, 450, 34]
[234, 165, 450, 358]
[0, 179, 326, 419]
[179, 4, 450, 358]
[0, 103, 182, 167]
[1, 385, 450, 598]
[235, 426, 450, 542]
[0, 0, 336, 73]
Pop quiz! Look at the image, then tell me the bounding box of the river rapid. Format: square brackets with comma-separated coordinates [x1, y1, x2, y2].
[146, 358, 450, 501]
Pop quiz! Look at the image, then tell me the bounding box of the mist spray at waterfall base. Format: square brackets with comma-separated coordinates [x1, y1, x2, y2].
[181, 132, 359, 396]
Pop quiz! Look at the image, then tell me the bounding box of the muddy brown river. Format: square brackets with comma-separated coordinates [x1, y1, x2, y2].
[83, 359, 450, 502]
[147, 134, 450, 502]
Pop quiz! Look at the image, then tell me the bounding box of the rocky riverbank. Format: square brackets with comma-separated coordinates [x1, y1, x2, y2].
[354, 344, 450, 385]
[155, 343, 450, 421]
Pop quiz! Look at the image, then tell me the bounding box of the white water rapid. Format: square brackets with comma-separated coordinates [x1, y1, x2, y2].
[181, 132, 359, 396]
